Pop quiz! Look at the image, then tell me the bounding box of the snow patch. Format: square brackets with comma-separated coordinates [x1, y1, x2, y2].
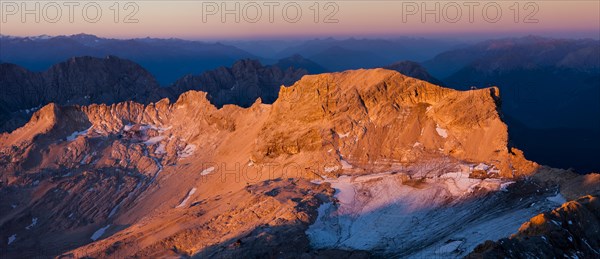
[340, 159, 353, 170]
[178, 144, 196, 158]
[144, 136, 165, 145]
[436, 240, 463, 254]
[500, 181, 515, 192]
[547, 193, 567, 204]
[435, 124, 448, 138]
[108, 204, 120, 218]
[200, 167, 215, 176]
[8, 234, 16, 245]
[154, 143, 166, 154]
[307, 168, 537, 256]
[123, 124, 134, 131]
[176, 188, 197, 208]
[80, 154, 90, 165]
[474, 163, 490, 171]
[337, 132, 350, 138]
[67, 127, 92, 141]
[324, 166, 340, 173]
[25, 217, 38, 230]
[90, 225, 111, 241]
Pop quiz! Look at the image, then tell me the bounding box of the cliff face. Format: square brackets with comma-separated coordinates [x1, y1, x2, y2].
[257, 69, 535, 178]
[0, 69, 548, 257]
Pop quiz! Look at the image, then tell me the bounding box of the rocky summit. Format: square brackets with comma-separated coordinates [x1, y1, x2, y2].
[0, 69, 598, 258]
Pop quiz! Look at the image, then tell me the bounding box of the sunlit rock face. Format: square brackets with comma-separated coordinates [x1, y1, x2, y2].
[2, 69, 593, 258]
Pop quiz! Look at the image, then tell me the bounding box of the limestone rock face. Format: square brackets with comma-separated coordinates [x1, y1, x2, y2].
[256, 69, 535, 178]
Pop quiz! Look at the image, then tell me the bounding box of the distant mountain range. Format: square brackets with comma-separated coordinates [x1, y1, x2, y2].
[274, 37, 461, 62]
[1, 34, 461, 81]
[0, 34, 256, 84]
[1, 34, 598, 172]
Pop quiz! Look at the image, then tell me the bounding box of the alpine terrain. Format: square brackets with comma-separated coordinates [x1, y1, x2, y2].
[1, 69, 598, 258]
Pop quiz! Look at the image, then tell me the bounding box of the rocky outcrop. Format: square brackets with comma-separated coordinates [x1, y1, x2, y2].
[256, 69, 536, 178]
[468, 195, 600, 259]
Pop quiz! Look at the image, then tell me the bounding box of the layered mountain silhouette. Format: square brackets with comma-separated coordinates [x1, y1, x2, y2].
[274, 37, 460, 68]
[0, 34, 462, 83]
[272, 54, 328, 74]
[0, 34, 256, 84]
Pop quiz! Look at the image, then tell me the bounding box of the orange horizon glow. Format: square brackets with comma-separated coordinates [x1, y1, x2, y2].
[1, 1, 598, 40]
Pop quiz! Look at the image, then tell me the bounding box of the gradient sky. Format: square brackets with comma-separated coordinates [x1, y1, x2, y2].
[1, 1, 599, 39]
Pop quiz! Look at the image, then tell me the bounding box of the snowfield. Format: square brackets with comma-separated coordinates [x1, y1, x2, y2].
[8, 234, 16, 245]
[176, 188, 197, 208]
[91, 225, 111, 241]
[435, 124, 448, 138]
[307, 165, 563, 257]
[200, 167, 215, 176]
[66, 127, 92, 141]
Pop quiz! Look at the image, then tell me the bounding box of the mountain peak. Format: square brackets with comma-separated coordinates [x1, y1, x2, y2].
[266, 68, 536, 178]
